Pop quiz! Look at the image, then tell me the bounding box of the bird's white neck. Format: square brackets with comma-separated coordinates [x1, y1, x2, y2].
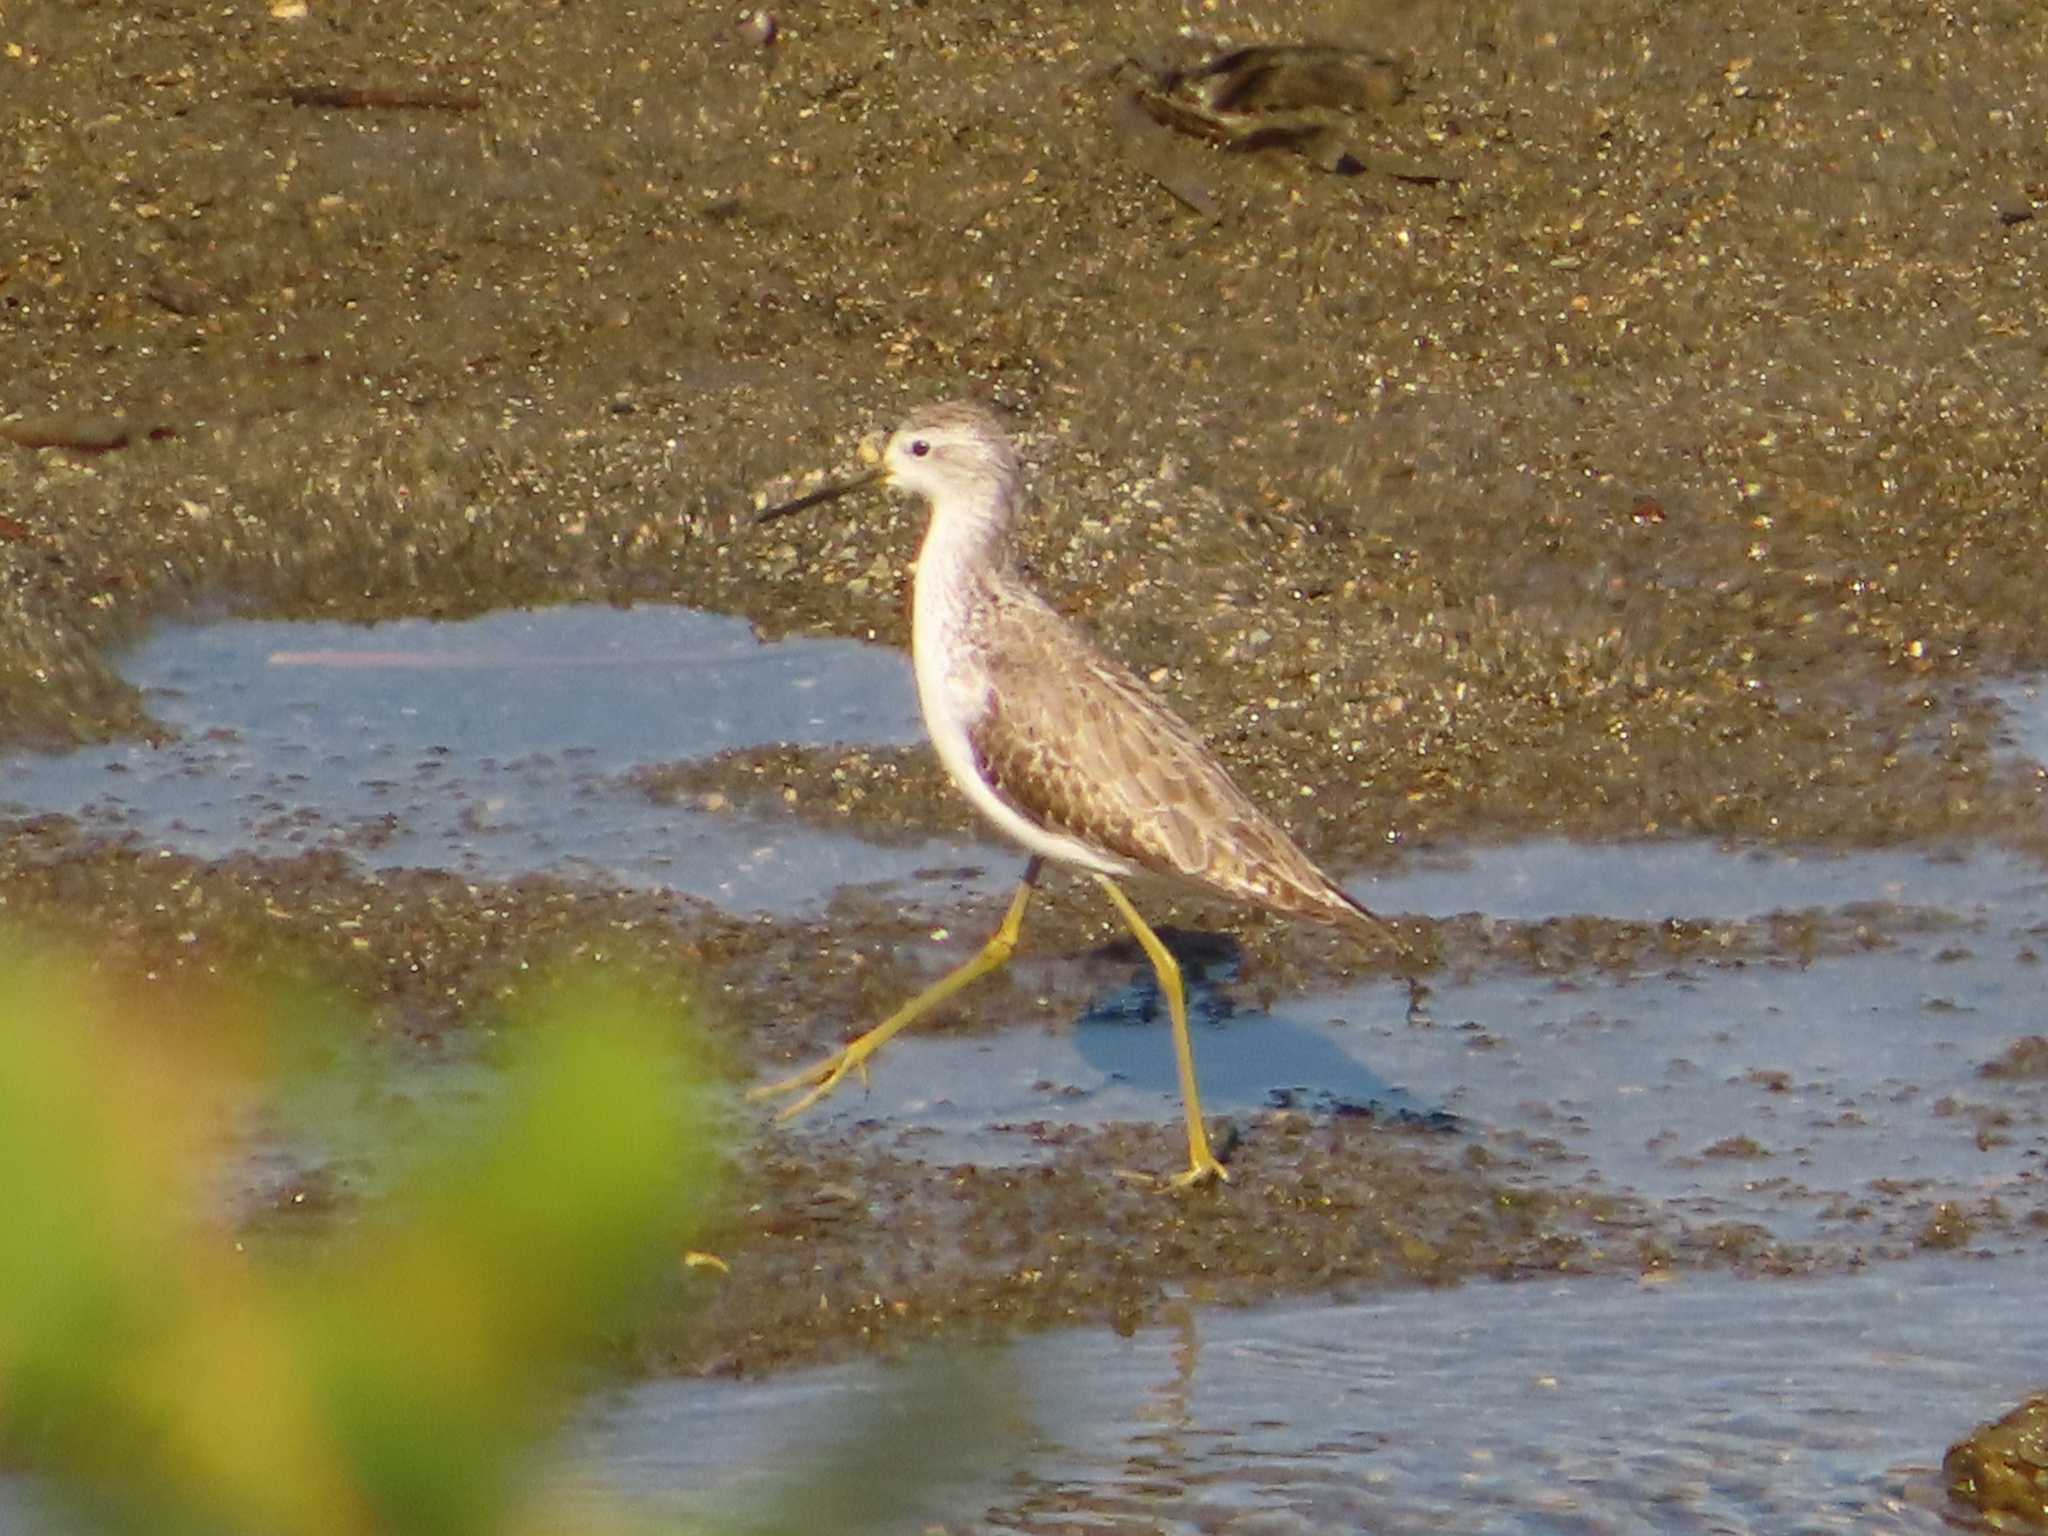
[910, 482, 1014, 622]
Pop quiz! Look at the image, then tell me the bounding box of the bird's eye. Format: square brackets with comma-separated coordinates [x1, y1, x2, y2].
[908, 439, 931, 458]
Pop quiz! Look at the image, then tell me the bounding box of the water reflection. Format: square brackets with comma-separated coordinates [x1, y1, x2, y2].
[564, 1255, 2033, 1532]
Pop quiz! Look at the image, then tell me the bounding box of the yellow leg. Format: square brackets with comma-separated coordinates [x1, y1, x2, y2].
[751, 859, 1042, 1119]
[1094, 875, 1228, 1188]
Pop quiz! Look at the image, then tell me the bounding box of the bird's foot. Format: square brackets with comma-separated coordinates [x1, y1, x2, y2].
[1170, 1150, 1231, 1189]
[1169, 1114, 1232, 1189]
[747, 1046, 874, 1120]
[1111, 1142, 1231, 1191]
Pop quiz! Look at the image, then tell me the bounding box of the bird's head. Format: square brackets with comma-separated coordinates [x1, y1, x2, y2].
[880, 401, 1022, 512]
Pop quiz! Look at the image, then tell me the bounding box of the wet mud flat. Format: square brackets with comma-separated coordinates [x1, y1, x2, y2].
[6, 794, 2048, 1530]
[2, 552, 2045, 1389]
[8, 0, 2048, 849]
[8, 0, 2048, 1524]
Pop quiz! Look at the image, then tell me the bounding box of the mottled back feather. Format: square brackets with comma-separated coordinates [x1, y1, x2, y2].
[961, 571, 1386, 939]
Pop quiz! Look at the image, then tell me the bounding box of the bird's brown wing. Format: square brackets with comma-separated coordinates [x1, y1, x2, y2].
[963, 582, 1384, 935]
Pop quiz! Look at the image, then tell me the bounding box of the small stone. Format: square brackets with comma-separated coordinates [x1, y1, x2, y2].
[0, 414, 132, 453]
[1918, 1201, 1972, 1250]
[737, 9, 776, 46]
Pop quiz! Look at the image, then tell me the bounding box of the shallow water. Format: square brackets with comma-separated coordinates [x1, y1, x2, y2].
[783, 833, 2048, 1254]
[0, 605, 981, 912]
[560, 1253, 2036, 1533]
[1370, 838, 2048, 924]
[782, 920, 2048, 1247]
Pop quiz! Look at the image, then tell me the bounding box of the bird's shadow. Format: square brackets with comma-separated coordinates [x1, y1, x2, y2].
[1073, 927, 1455, 1130]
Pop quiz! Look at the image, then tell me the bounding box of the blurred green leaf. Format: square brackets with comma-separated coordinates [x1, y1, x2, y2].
[0, 930, 729, 1536]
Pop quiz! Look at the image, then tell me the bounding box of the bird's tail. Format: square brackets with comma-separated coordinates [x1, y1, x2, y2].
[1320, 881, 1415, 970]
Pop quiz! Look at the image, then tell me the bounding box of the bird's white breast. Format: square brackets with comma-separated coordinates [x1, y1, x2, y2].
[910, 534, 1131, 876]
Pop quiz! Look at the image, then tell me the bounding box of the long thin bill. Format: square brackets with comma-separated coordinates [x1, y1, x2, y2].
[753, 468, 883, 525]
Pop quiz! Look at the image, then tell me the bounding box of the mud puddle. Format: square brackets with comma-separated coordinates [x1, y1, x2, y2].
[557, 1253, 2038, 1533]
[0, 604, 989, 913]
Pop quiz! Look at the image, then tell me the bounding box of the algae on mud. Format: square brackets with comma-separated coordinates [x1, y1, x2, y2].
[1947, 1392, 2048, 1527]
